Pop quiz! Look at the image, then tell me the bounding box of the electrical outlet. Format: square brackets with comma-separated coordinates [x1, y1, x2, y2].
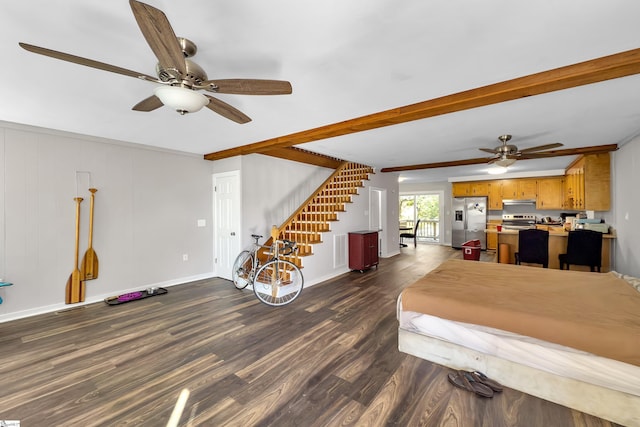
[182, 254, 188, 261]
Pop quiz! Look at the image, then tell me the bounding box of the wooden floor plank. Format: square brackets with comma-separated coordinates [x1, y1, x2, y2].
[0, 244, 623, 426]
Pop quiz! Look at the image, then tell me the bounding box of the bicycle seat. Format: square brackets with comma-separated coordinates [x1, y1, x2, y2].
[251, 234, 263, 240]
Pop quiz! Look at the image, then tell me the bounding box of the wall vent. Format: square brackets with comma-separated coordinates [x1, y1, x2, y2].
[333, 234, 348, 268]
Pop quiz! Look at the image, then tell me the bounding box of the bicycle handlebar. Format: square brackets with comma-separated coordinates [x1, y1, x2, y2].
[246, 233, 297, 256]
[277, 239, 297, 256]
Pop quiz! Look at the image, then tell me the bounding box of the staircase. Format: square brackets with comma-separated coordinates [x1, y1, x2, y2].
[268, 161, 374, 267]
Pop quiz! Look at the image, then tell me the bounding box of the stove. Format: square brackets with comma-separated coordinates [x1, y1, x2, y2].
[501, 214, 537, 230]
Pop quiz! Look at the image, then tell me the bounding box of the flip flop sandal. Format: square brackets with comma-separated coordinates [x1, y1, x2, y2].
[447, 371, 494, 398]
[470, 371, 504, 393]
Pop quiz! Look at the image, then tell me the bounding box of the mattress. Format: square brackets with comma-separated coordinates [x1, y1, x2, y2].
[400, 259, 640, 367]
[397, 303, 640, 397]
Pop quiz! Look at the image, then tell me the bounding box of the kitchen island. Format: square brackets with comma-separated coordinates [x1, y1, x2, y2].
[486, 228, 616, 271]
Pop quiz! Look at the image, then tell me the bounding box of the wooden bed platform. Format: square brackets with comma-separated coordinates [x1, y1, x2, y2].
[399, 329, 639, 426]
[397, 259, 640, 426]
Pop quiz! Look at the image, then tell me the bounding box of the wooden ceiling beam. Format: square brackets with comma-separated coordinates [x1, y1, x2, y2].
[380, 144, 618, 172]
[262, 147, 343, 169]
[204, 47, 640, 162]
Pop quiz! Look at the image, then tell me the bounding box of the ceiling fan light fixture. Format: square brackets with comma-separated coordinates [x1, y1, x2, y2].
[488, 165, 508, 175]
[495, 157, 516, 167]
[154, 85, 208, 115]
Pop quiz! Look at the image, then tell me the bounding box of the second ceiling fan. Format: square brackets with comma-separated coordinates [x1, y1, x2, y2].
[480, 134, 563, 167]
[19, 0, 292, 123]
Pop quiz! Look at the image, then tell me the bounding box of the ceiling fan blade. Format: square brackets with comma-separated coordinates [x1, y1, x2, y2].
[519, 142, 564, 153]
[203, 79, 293, 95]
[129, 0, 186, 76]
[204, 95, 251, 124]
[19, 42, 157, 81]
[132, 95, 163, 111]
[478, 148, 497, 154]
[517, 153, 560, 159]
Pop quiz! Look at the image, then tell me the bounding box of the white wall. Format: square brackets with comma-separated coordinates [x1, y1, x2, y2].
[0, 122, 213, 322]
[612, 136, 640, 277]
[238, 154, 332, 247]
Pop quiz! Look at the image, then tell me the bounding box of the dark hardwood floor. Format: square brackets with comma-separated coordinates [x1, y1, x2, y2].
[0, 244, 621, 426]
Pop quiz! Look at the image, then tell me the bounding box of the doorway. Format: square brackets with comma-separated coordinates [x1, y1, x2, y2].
[369, 187, 386, 256]
[399, 191, 443, 244]
[213, 171, 240, 280]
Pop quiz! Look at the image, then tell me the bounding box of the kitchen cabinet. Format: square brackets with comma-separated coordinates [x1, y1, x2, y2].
[565, 159, 584, 209]
[501, 179, 537, 199]
[452, 182, 471, 197]
[469, 181, 489, 196]
[449, 153, 611, 212]
[349, 231, 379, 272]
[488, 182, 503, 210]
[536, 177, 565, 209]
[518, 179, 538, 199]
[486, 221, 501, 250]
[453, 181, 489, 197]
[565, 153, 610, 211]
[501, 179, 518, 199]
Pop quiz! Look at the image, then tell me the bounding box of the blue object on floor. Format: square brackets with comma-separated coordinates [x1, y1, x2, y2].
[0, 281, 13, 304]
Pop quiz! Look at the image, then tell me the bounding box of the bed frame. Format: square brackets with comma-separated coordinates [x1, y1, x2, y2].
[398, 328, 640, 426]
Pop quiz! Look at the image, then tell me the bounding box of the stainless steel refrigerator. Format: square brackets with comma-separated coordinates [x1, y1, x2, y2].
[452, 196, 487, 249]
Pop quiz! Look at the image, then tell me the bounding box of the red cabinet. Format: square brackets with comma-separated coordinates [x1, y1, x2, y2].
[349, 231, 379, 272]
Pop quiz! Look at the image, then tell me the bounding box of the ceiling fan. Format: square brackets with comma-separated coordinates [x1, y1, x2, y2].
[18, 0, 292, 123]
[479, 134, 563, 167]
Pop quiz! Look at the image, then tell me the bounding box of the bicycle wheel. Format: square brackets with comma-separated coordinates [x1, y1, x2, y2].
[253, 259, 303, 306]
[232, 250, 254, 289]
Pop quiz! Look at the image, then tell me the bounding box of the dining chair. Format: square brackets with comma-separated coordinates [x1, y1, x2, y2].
[559, 229, 603, 272]
[400, 219, 421, 248]
[515, 229, 549, 268]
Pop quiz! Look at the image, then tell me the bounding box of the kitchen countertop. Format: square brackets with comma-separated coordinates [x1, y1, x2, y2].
[485, 229, 617, 238]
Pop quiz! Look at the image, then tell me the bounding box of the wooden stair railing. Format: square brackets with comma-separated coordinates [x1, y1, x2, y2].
[268, 161, 374, 267]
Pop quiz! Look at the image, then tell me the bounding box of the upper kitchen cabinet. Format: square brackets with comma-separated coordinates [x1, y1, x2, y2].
[488, 181, 503, 210]
[469, 181, 489, 196]
[565, 153, 610, 211]
[501, 178, 537, 200]
[452, 181, 489, 197]
[452, 182, 471, 197]
[536, 177, 565, 210]
[565, 160, 584, 209]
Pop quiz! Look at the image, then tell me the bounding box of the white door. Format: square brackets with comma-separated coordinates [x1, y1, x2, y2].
[213, 171, 240, 280]
[369, 187, 386, 256]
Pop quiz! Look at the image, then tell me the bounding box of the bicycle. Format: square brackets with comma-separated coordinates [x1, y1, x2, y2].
[232, 234, 304, 306]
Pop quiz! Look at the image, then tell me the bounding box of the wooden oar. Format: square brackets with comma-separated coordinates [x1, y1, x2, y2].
[81, 188, 99, 281]
[65, 197, 83, 304]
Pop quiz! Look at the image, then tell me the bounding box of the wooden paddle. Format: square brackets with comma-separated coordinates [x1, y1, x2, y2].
[81, 188, 99, 281]
[65, 197, 83, 304]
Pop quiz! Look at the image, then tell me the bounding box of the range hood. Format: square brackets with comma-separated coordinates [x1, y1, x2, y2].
[502, 199, 536, 206]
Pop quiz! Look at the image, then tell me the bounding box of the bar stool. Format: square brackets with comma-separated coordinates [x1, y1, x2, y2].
[559, 229, 602, 272]
[515, 229, 549, 268]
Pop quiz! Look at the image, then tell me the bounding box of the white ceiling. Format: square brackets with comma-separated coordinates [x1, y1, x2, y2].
[2, 1, 640, 182]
